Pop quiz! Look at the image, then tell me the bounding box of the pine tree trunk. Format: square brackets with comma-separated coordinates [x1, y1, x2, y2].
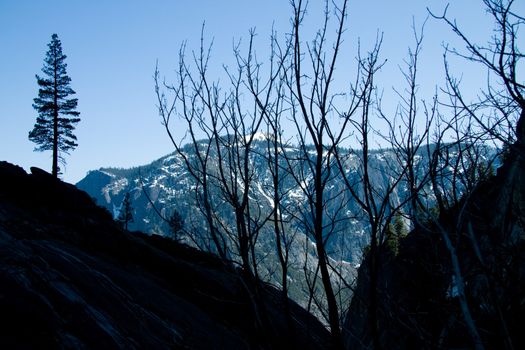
[52, 99, 59, 178]
[52, 56, 59, 179]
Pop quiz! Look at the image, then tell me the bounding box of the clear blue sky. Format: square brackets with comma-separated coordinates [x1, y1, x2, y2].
[1, 0, 519, 183]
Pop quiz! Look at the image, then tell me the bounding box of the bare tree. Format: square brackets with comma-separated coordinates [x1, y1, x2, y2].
[245, 29, 296, 322]
[432, 0, 524, 149]
[155, 40, 229, 260]
[156, 23, 289, 340]
[280, 0, 384, 346]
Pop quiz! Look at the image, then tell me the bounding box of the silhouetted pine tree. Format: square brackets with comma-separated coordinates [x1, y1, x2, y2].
[168, 209, 184, 238]
[29, 34, 80, 178]
[118, 193, 134, 230]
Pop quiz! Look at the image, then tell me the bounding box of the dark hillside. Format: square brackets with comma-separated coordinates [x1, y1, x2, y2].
[0, 161, 329, 349]
[344, 141, 525, 348]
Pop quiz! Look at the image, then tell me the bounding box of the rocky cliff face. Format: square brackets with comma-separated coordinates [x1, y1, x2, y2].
[343, 140, 525, 348]
[0, 161, 329, 349]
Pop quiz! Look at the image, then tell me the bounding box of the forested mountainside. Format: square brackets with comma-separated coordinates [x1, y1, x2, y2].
[77, 141, 495, 309]
[0, 161, 330, 349]
[78, 140, 495, 262]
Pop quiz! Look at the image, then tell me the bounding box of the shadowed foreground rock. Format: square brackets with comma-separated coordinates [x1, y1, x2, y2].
[0, 161, 329, 349]
[344, 141, 525, 349]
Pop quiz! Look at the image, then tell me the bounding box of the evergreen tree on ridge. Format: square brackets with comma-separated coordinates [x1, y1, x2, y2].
[29, 33, 80, 178]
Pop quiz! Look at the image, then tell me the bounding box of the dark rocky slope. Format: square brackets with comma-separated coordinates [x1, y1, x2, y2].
[344, 141, 525, 348]
[0, 161, 329, 349]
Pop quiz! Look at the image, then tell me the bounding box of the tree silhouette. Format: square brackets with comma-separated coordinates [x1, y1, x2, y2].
[29, 33, 80, 178]
[168, 209, 184, 238]
[118, 193, 134, 230]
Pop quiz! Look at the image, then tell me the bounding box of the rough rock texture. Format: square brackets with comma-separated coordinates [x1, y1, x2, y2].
[343, 139, 525, 349]
[0, 161, 329, 349]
